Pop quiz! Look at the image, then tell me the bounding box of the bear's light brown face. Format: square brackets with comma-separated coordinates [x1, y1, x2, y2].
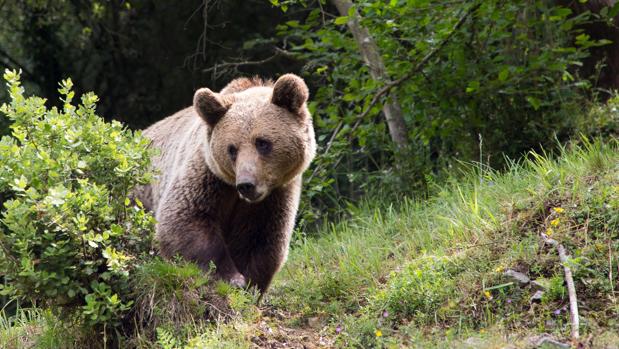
[194, 74, 316, 203]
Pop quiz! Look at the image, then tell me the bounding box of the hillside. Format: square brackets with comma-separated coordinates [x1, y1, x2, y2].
[1, 139, 618, 348]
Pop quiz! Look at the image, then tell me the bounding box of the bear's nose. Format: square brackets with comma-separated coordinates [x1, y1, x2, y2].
[236, 182, 257, 200]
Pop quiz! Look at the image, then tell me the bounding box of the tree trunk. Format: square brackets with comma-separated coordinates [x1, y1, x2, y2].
[331, 0, 409, 149]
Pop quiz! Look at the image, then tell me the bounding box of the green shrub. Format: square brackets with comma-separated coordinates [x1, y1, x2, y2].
[0, 70, 155, 330]
[373, 255, 457, 324]
[579, 94, 619, 140]
[541, 276, 566, 304]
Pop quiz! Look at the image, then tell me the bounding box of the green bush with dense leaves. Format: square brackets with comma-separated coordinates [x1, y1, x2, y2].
[0, 70, 155, 330]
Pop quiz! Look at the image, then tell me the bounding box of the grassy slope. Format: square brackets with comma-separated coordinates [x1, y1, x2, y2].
[1, 139, 618, 348]
[264, 139, 618, 348]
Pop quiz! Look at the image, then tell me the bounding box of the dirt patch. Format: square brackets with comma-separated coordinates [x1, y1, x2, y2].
[251, 309, 335, 349]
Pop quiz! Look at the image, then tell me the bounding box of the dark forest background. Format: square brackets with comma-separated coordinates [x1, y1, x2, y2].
[1, 0, 618, 226]
[0, 0, 299, 129]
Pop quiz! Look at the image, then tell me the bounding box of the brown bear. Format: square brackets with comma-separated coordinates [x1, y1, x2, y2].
[135, 74, 316, 292]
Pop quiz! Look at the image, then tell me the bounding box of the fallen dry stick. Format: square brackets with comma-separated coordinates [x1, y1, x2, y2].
[541, 232, 580, 340]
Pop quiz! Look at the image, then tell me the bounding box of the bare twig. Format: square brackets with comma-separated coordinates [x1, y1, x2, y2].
[541, 232, 580, 341]
[202, 47, 294, 79]
[306, 120, 343, 182]
[184, 0, 216, 70]
[200, 0, 209, 60]
[203, 50, 282, 74]
[317, 0, 327, 26]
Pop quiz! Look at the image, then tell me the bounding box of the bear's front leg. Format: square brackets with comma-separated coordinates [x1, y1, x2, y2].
[155, 189, 246, 287]
[243, 247, 285, 293]
[158, 217, 246, 287]
[229, 196, 298, 293]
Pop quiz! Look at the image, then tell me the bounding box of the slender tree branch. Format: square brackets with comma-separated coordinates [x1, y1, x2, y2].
[316, 0, 327, 26]
[306, 120, 343, 183]
[202, 52, 279, 73]
[353, 2, 481, 126]
[541, 232, 580, 341]
[332, 0, 409, 148]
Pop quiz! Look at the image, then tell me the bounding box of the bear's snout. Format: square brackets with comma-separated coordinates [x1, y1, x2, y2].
[236, 160, 268, 202]
[236, 182, 258, 201]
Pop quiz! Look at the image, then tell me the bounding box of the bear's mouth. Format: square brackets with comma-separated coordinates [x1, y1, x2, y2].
[238, 191, 267, 203]
[236, 185, 268, 203]
[236, 180, 268, 203]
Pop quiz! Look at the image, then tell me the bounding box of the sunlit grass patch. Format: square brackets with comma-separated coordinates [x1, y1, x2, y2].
[269, 139, 618, 347]
[128, 258, 258, 348]
[0, 305, 79, 349]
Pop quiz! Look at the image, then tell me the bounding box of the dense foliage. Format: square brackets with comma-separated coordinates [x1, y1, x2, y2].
[272, 0, 617, 223]
[0, 71, 154, 330]
[1, 1, 618, 227]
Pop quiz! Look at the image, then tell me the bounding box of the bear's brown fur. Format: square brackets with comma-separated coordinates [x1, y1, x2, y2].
[135, 74, 316, 292]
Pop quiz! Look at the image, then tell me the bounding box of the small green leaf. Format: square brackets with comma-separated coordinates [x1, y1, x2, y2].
[316, 66, 328, 74]
[47, 185, 69, 206]
[498, 69, 509, 82]
[13, 175, 28, 190]
[526, 96, 541, 110]
[466, 80, 480, 93]
[285, 20, 300, 28]
[334, 16, 349, 25]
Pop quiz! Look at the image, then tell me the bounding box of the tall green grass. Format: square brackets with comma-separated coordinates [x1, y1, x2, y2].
[268, 138, 618, 347]
[1, 138, 617, 348]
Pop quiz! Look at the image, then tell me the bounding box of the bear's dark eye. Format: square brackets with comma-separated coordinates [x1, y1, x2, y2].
[255, 138, 272, 155]
[227, 144, 238, 161]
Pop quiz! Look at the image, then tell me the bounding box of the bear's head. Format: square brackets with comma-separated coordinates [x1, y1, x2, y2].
[193, 74, 316, 203]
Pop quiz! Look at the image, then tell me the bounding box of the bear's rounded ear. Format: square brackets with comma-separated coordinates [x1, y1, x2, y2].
[271, 74, 309, 114]
[193, 88, 234, 126]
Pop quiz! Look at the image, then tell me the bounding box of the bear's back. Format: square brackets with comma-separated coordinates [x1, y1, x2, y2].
[140, 107, 207, 211]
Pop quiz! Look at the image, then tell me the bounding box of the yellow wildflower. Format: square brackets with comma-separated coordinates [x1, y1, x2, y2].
[484, 290, 492, 299]
[550, 218, 560, 227]
[553, 207, 564, 214]
[375, 329, 383, 337]
[545, 227, 554, 236]
[480, 328, 486, 334]
[494, 265, 504, 273]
